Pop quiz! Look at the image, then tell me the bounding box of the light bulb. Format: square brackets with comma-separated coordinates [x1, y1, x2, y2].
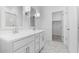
[36, 13, 40, 17]
[35, 12, 40, 17]
[24, 6, 31, 12]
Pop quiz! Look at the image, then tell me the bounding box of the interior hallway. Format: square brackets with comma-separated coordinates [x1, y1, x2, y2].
[41, 40, 68, 53]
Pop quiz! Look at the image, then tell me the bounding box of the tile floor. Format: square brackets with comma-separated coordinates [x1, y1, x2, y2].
[41, 40, 68, 53]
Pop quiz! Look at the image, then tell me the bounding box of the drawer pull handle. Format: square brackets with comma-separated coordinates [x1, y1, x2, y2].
[26, 47, 30, 53]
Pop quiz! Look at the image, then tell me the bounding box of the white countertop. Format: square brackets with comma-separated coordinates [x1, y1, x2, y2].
[0, 29, 44, 42]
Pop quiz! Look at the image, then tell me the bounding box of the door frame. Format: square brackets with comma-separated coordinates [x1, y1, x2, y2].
[52, 11, 64, 42]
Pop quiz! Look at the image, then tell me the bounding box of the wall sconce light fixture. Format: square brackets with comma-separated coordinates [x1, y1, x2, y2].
[23, 6, 31, 15]
[35, 12, 40, 18]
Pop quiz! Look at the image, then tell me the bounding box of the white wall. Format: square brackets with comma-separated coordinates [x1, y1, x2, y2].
[17, 7, 23, 27]
[17, 6, 23, 29]
[0, 7, 1, 28]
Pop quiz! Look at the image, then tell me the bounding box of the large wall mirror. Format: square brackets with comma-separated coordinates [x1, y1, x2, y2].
[2, 6, 23, 29]
[30, 7, 36, 27]
[4, 6, 17, 28]
[23, 6, 36, 29]
[5, 12, 17, 27]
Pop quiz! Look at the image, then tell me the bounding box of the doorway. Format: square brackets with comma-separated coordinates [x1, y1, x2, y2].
[52, 11, 63, 42]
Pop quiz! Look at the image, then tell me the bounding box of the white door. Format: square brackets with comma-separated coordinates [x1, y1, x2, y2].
[68, 7, 78, 52]
[63, 7, 70, 49]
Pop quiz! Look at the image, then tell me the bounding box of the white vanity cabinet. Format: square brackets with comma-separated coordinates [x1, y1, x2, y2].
[34, 31, 45, 53]
[14, 31, 45, 53]
[13, 35, 35, 53]
[14, 41, 35, 53]
[0, 30, 45, 53]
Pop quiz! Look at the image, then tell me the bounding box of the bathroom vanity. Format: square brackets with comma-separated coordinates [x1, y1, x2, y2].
[0, 30, 45, 53]
[0, 6, 45, 53]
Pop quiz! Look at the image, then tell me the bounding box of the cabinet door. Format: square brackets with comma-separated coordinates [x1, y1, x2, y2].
[28, 41, 35, 53]
[34, 34, 40, 53]
[40, 32, 45, 50]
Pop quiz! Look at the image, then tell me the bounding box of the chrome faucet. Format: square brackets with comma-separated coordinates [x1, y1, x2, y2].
[12, 24, 18, 33]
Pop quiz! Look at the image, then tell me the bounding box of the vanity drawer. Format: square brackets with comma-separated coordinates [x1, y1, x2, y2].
[14, 46, 26, 53]
[13, 35, 34, 51]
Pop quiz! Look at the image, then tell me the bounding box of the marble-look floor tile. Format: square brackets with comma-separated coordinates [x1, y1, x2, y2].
[41, 40, 68, 53]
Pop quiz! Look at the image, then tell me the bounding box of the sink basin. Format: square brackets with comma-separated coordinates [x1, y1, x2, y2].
[0, 29, 44, 41]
